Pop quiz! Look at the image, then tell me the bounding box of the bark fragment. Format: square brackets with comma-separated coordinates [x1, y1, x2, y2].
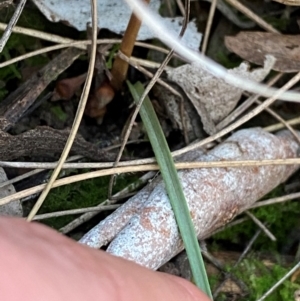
[225, 32, 300, 72]
[0, 126, 116, 161]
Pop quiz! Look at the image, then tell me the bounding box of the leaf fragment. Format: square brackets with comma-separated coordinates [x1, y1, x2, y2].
[167, 56, 275, 134]
[225, 32, 300, 72]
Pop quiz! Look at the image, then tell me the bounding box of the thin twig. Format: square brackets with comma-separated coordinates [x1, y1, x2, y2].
[1, 158, 300, 207]
[245, 211, 276, 241]
[251, 192, 300, 209]
[0, 0, 27, 52]
[32, 205, 120, 221]
[224, 0, 280, 33]
[202, 250, 249, 297]
[173, 71, 300, 157]
[216, 73, 283, 131]
[264, 116, 300, 132]
[256, 261, 300, 301]
[124, 0, 300, 102]
[26, 0, 98, 221]
[201, 0, 217, 54]
[256, 99, 300, 146]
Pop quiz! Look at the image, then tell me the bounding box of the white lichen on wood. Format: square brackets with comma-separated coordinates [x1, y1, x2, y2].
[80, 128, 299, 269]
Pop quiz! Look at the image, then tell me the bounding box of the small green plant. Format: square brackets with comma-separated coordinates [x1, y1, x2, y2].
[106, 44, 120, 69]
[50, 105, 68, 122]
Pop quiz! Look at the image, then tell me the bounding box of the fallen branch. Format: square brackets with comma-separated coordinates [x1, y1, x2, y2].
[80, 128, 300, 269]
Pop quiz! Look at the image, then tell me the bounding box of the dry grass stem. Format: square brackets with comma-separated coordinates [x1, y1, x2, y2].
[1, 157, 300, 207]
[216, 73, 283, 131]
[26, 0, 98, 221]
[257, 261, 300, 301]
[264, 117, 300, 132]
[272, 0, 300, 5]
[0, 39, 170, 69]
[174, 71, 300, 157]
[0, 0, 27, 52]
[33, 205, 120, 221]
[175, 0, 186, 15]
[201, 0, 217, 54]
[251, 192, 300, 209]
[124, 0, 300, 101]
[2, 153, 300, 171]
[245, 211, 276, 241]
[224, 0, 280, 33]
[0, 22, 86, 48]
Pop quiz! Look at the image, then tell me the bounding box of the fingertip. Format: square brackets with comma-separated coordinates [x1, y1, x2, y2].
[0, 217, 212, 301]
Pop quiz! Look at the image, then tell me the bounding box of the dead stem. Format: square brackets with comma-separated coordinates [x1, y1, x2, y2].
[95, 0, 151, 111]
[110, 0, 151, 91]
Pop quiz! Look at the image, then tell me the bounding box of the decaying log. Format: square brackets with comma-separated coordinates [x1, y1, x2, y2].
[79, 128, 300, 269]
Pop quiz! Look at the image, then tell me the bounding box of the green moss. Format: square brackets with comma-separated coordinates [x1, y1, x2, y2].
[39, 172, 138, 229]
[233, 258, 300, 301]
[211, 257, 299, 301]
[212, 185, 300, 251]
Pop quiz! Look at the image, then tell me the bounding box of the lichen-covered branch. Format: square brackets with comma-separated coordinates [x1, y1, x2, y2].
[80, 128, 299, 269]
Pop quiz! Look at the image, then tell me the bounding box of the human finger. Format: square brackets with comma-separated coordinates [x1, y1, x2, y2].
[0, 217, 211, 301]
